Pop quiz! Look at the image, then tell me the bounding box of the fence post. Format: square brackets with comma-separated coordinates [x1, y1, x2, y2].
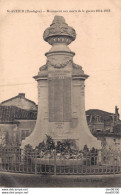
[35, 150, 37, 175]
[53, 149, 56, 175]
[97, 150, 101, 165]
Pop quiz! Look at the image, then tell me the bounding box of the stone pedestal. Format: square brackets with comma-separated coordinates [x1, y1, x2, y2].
[21, 16, 101, 150]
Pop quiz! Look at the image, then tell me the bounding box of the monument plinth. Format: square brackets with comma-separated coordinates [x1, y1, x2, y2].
[21, 16, 101, 149]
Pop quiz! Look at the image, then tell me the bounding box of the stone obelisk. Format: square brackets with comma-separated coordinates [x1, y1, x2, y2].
[21, 16, 101, 149]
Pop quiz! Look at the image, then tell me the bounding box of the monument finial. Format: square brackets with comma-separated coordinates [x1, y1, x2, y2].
[43, 15, 76, 45]
[52, 15, 66, 24]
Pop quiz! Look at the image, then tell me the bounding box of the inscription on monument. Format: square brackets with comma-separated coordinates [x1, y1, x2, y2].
[55, 122, 64, 129]
[48, 77, 71, 122]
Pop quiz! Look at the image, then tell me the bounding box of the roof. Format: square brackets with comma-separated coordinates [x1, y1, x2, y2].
[1, 93, 37, 107]
[0, 106, 37, 122]
[86, 109, 114, 117]
[86, 109, 119, 123]
[92, 130, 121, 138]
[0, 106, 15, 122]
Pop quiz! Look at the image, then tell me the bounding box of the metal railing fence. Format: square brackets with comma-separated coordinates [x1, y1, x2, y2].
[0, 147, 121, 175]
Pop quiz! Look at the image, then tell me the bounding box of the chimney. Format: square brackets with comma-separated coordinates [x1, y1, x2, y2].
[18, 93, 25, 98]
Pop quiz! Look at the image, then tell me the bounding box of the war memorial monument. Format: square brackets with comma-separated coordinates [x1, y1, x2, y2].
[21, 15, 101, 150]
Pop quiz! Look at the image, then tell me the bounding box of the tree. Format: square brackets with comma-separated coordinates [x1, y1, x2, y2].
[36, 141, 46, 152]
[56, 141, 64, 153]
[5, 131, 9, 146]
[24, 144, 33, 164]
[46, 135, 55, 152]
[83, 145, 89, 153]
[0, 132, 7, 147]
[56, 139, 78, 157]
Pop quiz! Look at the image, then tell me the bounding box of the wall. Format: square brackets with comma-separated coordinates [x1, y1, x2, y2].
[0, 123, 20, 146]
[1, 97, 37, 110]
[101, 136, 121, 165]
[17, 120, 36, 142]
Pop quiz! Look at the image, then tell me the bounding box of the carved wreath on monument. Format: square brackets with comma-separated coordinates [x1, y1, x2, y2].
[47, 59, 73, 68]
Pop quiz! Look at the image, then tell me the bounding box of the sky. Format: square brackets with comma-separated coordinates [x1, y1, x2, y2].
[0, 0, 121, 115]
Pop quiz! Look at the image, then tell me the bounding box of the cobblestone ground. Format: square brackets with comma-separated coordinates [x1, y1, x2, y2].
[0, 172, 121, 187]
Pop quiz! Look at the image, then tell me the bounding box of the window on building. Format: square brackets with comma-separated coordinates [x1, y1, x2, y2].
[94, 115, 101, 122]
[21, 130, 30, 140]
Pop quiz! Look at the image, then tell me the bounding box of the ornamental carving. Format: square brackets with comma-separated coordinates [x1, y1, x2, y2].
[47, 59, 72, 69]
[43, 16, 76, 45]
[80, 83, 85, 90]
[72, 63, 82, 70]
[44, 26, 76, 39]
[39, 64, 48, 71]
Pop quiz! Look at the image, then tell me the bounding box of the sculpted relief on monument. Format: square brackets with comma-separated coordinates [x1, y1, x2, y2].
[47, 59, 73, 69]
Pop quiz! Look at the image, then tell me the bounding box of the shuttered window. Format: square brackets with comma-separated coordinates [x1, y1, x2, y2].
[48, 77, 71, 122]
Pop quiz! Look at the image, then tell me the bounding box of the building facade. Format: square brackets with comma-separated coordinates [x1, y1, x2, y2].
[86, 107, 121, 165]
[0, 105, 37, 146]
[86, 107, 120, 133]
[1, 93, 37, 110]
